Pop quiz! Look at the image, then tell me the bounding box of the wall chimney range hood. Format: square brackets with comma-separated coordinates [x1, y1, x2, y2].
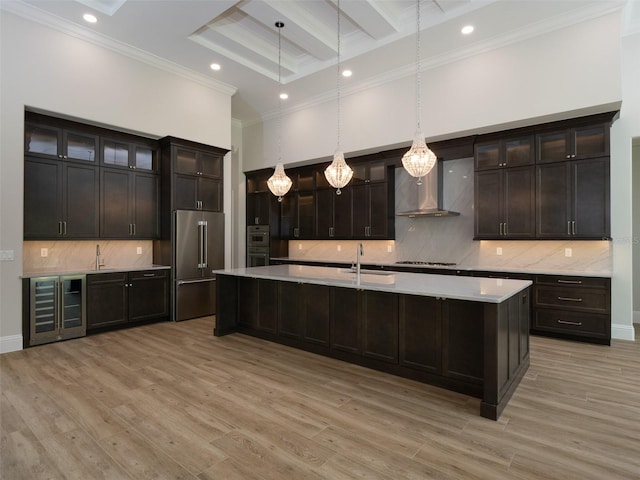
[395, 160, 460, 217]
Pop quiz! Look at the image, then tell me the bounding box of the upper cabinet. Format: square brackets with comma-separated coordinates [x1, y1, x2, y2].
[536, 123, 609, 164]
[159, 137, 228, 214]
[25, 122, 98, 163]
[474, 136, 534, 170]
[474, 113, 615, 241]
[101, 138, 158, 172]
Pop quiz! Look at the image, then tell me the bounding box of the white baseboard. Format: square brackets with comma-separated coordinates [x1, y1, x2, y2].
[0, 335, 23, 354]
[612, 323, 636, 341]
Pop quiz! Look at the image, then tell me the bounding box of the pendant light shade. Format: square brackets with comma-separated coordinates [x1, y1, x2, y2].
[403, 0, 437, 185]
[324, 148, 353, 195]
[267, 21, 292, 202]
[324, 0, 352, 195]
[402, 130, 437, 185]
[267, 162, 292, 200]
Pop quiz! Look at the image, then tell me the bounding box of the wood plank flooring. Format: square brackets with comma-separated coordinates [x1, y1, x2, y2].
[1, 317, 639, 479]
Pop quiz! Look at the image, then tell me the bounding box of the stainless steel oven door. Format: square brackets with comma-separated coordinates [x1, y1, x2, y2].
[247, 247, 269, 267]
[247, 225, 269, 248]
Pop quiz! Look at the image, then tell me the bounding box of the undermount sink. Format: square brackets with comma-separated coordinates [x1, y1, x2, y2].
[338, 268, 395, 277]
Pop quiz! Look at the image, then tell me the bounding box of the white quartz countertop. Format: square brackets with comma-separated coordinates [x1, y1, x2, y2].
[214, 265, 532, 303]
[21, 265, 171, 279]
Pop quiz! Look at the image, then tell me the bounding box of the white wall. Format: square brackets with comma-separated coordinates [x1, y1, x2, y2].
[634, 141, 640, 324]
[243, 12, 638, 340]
[243, 13, 622, 171]
[0, 12, 232, 352]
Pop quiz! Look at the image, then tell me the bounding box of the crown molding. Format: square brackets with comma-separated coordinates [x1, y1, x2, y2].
[0, 1, 237, 97]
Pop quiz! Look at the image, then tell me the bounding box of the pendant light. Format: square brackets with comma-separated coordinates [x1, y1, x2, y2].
[324, 0, 353, 195]
[402, 0, 437, 185]
[267, 21, 292, 202]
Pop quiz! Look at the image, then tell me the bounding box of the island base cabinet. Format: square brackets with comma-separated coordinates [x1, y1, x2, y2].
[215, 273, 531, 420]
[399, 296, 442, 374]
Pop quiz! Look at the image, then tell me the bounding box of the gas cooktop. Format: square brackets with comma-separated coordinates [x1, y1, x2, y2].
[396, 261, 457, 266]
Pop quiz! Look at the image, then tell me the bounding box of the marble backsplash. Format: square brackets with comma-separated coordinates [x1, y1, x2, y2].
[288, 157, 612, 275]
[24, 240, 154, 273]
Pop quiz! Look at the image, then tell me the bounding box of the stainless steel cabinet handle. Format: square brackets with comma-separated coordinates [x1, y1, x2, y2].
[566, 154, 571, 159]
[143, 273, 156, 277]
[557, 319, 582, 326]
[63, 221, 67, 235]
[572, 221, 576, 235]
[567, 221, 571, 235]
[58, 221, 63, 235]
[294, 227, 299, 238]
[557, 296, 583, 302]
[557, 279, 582, 284]
[503, 222, 507, 235]
[254, 217, 259, 225]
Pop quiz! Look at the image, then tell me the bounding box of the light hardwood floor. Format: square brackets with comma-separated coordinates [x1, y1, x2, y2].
[1, 317, 639, 479]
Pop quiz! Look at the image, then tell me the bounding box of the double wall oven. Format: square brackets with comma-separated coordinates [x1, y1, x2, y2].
[247, 225, 270, 267]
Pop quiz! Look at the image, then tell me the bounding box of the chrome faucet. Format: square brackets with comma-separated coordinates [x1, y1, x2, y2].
[356, 243, 364, 282]
[95, 244, 104, 270]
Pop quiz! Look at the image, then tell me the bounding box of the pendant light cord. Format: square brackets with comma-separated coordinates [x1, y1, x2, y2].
[336, 0, 341, 151]
[416, 0, 421, 133]
[277, 21, 283, 163]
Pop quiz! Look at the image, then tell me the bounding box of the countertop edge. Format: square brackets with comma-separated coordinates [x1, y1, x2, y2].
[269, 258, 612, 278]
[21, 265, 171, 279]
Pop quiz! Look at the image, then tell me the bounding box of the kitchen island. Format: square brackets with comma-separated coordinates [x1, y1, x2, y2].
[214, 264, 532, 420]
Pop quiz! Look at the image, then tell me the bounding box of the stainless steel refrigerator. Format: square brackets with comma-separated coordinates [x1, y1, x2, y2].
[173, 210, 224, 321]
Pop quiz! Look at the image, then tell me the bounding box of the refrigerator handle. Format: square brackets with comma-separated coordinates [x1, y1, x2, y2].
[197, 220, 207, 269]
[202, 221, 208, 268]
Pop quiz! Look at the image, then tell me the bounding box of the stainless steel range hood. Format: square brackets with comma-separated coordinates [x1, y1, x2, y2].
[395, 160, 460, 217]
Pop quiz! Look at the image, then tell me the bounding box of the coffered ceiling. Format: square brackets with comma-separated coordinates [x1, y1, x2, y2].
[1, 0, 628, 125]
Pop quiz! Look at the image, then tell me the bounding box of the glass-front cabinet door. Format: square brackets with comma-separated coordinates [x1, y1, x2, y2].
[25, 124, 61, 158]
[64, 130, 97, 162]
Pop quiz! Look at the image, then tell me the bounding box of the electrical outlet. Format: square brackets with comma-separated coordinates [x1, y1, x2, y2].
[337, 245, 341, 252]
[137, 247, 142, 255]
[0, 250, 14, 261]
[565, 248, 572, 257]
[496, 247, 503, 256]
[298, 243, 302, 250]
[41, 248, 48, 257]
[387, 245, 393, 253]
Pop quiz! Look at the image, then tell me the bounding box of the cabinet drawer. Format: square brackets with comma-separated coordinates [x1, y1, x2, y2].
[534, 286, 609, 312]
[87, 272, 127, 284]
[533, 309, 610, 338]
[535, 275, 609, 289]
[129, 269, 168, 281]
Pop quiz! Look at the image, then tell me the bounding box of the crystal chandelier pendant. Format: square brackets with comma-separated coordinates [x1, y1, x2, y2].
[325, 149, 353, 195]
[401, 129, 437, 185]
[267, 162, 292, 202]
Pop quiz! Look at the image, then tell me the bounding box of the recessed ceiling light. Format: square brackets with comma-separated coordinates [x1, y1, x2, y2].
[461, 25, 474, 35]
[210, 63, 221, 71]
[83, 13, 97, 23]
[342, 69, 352, 78]
[279, 93, 288, 100]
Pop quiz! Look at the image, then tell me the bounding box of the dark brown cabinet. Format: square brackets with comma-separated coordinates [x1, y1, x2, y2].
[536, 123, 609, 164]
[87, 269, 169, 330]
[101, 138, 157, 172]
[399, 295, 442, 374]
[330, 287, 361, 354]
[536, 157, 610, 239]
[24, 157, 99, 239]
[474, 166, 535, 239]
[100, 168, 159, 238]
[280, 191, 316, 239]
[351, 160, 387, 184]
[352, 182, 391, 238]
[316, 187, 352, 238]
[25, 122, 98, 163]
[159, 137, 227, 215]
[238, 277, 278, 334]
[277, 281, 330, 347]
[474, 136, 534, 170]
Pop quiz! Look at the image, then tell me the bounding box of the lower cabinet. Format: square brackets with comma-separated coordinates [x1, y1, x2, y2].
[87, 269, 169, 330]
[330, 288, 398, 363]
[532, 275, 611, 344]
[277, 281, 330, 347]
